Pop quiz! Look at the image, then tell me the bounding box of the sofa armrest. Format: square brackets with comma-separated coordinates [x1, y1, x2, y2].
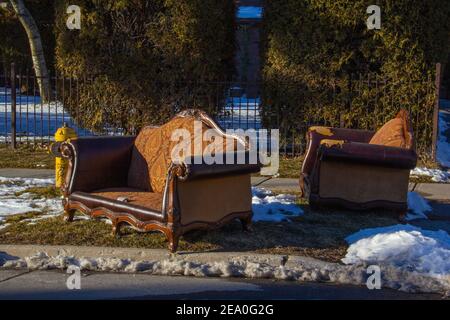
[319, 141, 417, 169]
[61, 136, 136, 194]
[302, 126, 375, 176]
[173, 152, 261, 181]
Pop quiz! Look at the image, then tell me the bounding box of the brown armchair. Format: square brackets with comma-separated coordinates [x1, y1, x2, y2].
[61, 110, 260, 252]
[300, 110, 417, 215]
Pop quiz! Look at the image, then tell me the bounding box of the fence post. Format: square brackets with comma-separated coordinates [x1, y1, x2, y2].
[10, 62, 17, 149]
[432, 63, 442, 161]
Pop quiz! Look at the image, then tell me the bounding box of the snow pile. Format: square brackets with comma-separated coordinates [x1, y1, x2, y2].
[0, 177, 62, 216]
[1, 251, 449, 294]
[406, 192, 431, 220]
[252, 187, 303, 222]
[343, 224, 450, 291]
[437, 110, 450, 168]
[410, 167, 450, 183]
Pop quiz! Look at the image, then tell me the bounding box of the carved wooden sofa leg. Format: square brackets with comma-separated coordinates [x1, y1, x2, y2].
[63, 209, 75, 222]
[112, 221, 124, 238]
[167, 232, 180, 253]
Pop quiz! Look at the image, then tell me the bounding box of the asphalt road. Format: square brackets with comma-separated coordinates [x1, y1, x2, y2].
[0, 270, 443, 300]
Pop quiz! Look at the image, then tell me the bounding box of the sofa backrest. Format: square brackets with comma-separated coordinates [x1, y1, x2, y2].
[127, 109, 247, 193]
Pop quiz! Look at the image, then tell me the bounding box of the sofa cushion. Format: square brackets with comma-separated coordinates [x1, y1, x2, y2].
[369, 117, 406, 148]
[69, 187, 163, 222]
[127, 110, 245, 193]
[92, 187, 163, 212]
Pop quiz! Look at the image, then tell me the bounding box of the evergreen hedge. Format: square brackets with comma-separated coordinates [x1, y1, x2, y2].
[55, 0, 236, 133]
[0, 0, 55, 73]
[261, 0, 450, 153]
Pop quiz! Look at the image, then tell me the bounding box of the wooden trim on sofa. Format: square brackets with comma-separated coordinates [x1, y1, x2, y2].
[64, 198, 252, 252]
[308, 194, 408, 212]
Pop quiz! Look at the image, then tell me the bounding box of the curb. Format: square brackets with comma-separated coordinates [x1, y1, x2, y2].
[0, 244, 298, 268]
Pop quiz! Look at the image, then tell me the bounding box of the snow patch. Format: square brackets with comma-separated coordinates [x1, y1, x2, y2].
[252, 187, 303, 221]
[0, 176, 62, 216]
[0, 177, 301, 224]
[1, 251, 449, 294]
[343, 224, 450, 290]
[437, 110, 450, 168]
[406, 192, 431, 220]
[218, 92, 262, 130]
[411, 167, 450, 183]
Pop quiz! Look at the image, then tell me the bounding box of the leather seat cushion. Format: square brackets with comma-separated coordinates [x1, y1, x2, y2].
[69, 188, 163, 221]
[369, 117, 406, 148]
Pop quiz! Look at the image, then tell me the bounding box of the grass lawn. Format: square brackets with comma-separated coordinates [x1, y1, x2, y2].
[0, 144, 54, 169]
[277, 156, 303, 178]
[0, 187, 399, 263]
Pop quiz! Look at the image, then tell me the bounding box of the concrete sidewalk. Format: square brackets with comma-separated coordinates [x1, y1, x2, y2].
[252, 176, 298, 191]
[0, 168, 54, 179]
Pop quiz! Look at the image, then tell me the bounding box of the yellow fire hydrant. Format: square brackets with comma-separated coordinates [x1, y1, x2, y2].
[50, 123, 77, 188]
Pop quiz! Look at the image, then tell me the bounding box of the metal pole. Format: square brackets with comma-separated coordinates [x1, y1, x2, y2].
[10, 62, 17, 149]
[432, 63, 442, 161]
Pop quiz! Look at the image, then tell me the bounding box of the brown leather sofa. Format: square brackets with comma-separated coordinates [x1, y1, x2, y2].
[60, 110, 260, 252]
[300, 110, 417, 216]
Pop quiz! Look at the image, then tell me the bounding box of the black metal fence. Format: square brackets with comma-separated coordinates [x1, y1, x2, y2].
[260, 72, 439, 156]
[0, 64, 93, 146]
[0, 63, 440, 156]
[0, 65, 263, 144]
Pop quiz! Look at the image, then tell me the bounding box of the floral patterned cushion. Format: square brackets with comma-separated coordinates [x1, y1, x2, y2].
[369, 110, 411, 148]
[127, 110, 243, 193]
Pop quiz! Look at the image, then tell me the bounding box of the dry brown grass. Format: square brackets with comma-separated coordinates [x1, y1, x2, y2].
[277, 156, 303, 178]
[0, 144, 54, 169]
